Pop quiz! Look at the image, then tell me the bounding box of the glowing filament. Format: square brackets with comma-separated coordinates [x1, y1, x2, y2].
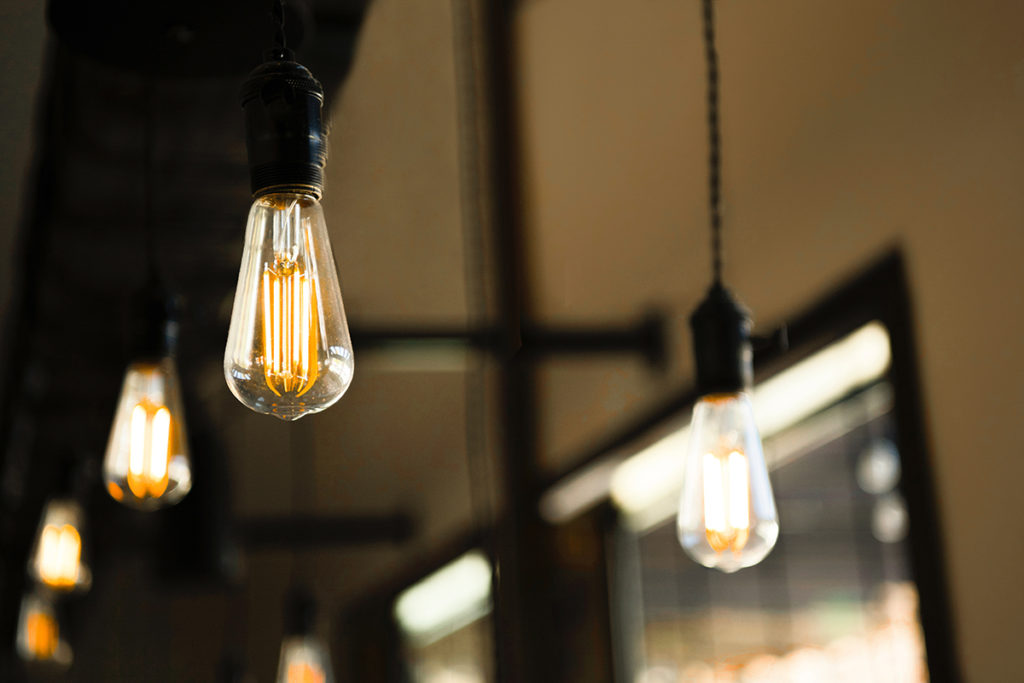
[262, 259, 319, 397]
[127, 401, 172, 500]
[37, 524, 81, 589]
[25, 611, 58, 659]
[287, 662, 326, 683]
[702, 450, 751, 553]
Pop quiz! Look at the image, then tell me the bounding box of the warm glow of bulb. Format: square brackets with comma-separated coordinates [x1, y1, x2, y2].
[225, 193, 353, 420]
[25, 611, 58, 659]
[104, 360, 191, 509]
[37, 524, 81, 589]
[127, 400, 171, 499]
[702, 450, 750, 553]
[262, 253, 319, 397]
[287, 662, 327, 683]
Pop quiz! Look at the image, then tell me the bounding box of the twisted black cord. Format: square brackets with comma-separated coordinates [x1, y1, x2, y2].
[702, 0, 723, 286]
[272, 0, 287, 51]
[143, 78, 159, 281]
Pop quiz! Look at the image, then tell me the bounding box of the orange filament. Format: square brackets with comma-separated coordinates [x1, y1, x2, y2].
[703, 450, 751, 553]
[25, 611, 58, 659]
[37, 524, 81, 589]
[287, 662, 326, 683]
[127, 400, 172, 500]
[261, 258, 319, 397]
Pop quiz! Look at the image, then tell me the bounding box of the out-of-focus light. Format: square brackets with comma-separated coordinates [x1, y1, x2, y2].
[28, 499, 90, 592]
[276, 636, 333, 683]
[647, 583, 927, 683]
[610, 322, 891, 526]
[419, 665, 486, 683]
[16, 591, 72, 667]
[856, 439, 901, 495]
[394, 551, 492, 644]
[872, 493, 909, 543]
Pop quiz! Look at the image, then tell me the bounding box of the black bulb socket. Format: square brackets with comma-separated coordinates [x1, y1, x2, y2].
[129, 277, 178, 361]
[284, 587, 317, 637]
[241, 50, 326, 200]
[690, 283, 753, 396]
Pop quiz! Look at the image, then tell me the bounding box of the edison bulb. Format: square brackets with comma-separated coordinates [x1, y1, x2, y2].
[103, 358, 191, 509]
[276, 636, 335, 683]
[677, 392, 778, 572]
[28, 499, 90, 592]
[16, 591, 72, 666]
[225, 193, 354, 420]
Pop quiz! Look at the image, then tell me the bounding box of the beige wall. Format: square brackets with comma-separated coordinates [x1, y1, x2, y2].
[514, 0, 1024, 680]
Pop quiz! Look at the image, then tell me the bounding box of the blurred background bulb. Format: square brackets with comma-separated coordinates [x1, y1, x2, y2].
[856, 438, 901, 495]
[224, 193, 354, 421]
[16, 590, 72, 666]
[276, 636, 334, 683]
[28, 499, 90, 592]
[104, 358, 191, 509]
[677, 392, 778, 572]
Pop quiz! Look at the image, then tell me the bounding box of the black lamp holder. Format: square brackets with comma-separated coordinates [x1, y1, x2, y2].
[283, 585, 317, 637]
[690, 283, 752, 396]
[129, 275, 179, 361]
[241, 48, 326, 200]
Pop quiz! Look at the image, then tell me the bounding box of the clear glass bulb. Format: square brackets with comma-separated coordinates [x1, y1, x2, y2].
[677, 392, 779, 572]
[103, 358, 192, 509]
[16, 590, 72, 666]
[28, 499, 91, 592]
[225, 193, 354, 421]
[276, 636, 335, 683]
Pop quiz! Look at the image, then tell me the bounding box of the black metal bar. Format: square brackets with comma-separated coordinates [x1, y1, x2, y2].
[349, 314, 666, 366]
[238, 514, 415, 549]
[480, 0, 563, 680]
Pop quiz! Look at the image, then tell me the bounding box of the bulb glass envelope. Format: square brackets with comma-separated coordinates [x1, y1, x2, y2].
[104, 358, 191, 509]
[28, 498, 91, 592]
[276, 636, 335, 683]
[225, 192, 354, 421]
[676, 392, 778, 572]
[16, 590, 72, 667]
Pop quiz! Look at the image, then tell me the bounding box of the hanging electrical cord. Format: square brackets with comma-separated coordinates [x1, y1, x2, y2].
[143, 77, 160, 282]
[271, 0, 288, 54]
[702, 0, 723, 286]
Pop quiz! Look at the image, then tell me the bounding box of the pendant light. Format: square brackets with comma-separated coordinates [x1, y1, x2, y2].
[675, 0, 779, 573]
[103, 79, 192, 509]
[224, 0, 354, 421]
[15, 589, 72, 667]
[27, 497, 91, 593]
[276, 588, 335, 683]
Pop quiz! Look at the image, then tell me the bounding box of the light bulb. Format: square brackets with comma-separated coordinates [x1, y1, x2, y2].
[276, 636, 335, 683]
[103, 358, 191, 509]
[16, 590, 72, 666]
[224, 192, 353, 420]
[28, 499, 91, 592]
[677, 392, 778, 572]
